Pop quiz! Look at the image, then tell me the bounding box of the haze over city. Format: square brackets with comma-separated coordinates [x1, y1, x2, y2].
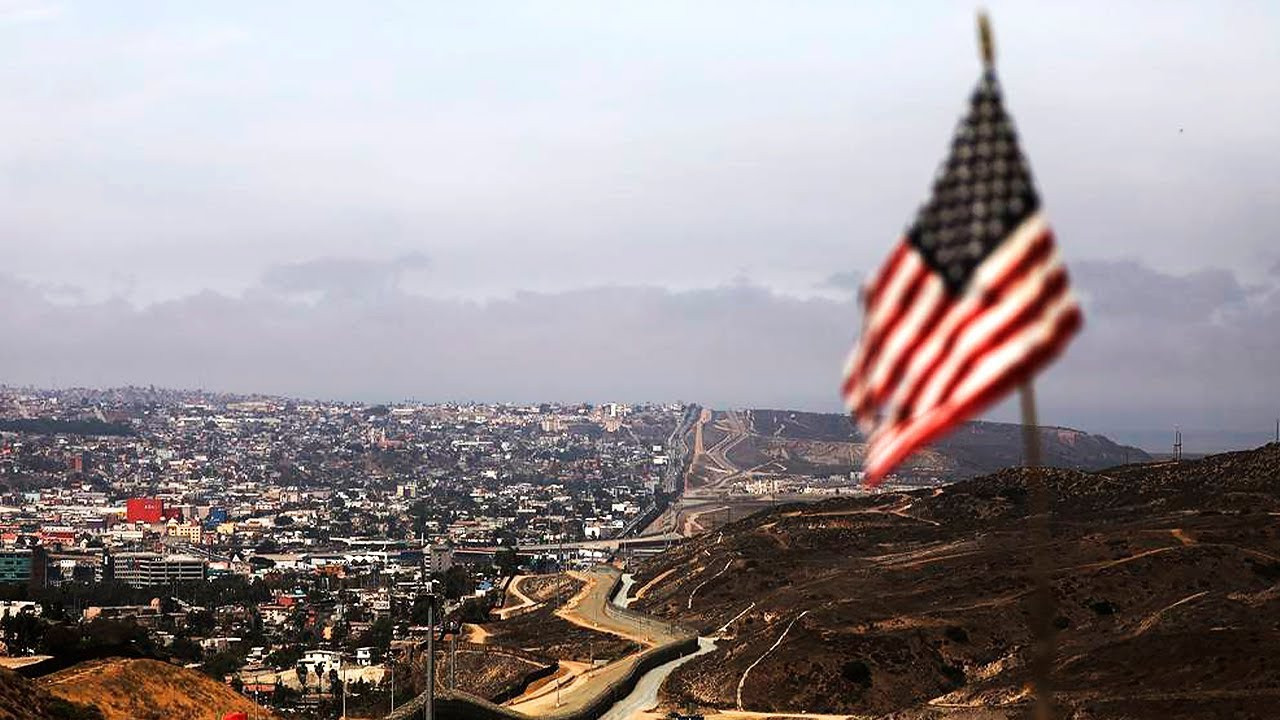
[3, 0, 1278, 447]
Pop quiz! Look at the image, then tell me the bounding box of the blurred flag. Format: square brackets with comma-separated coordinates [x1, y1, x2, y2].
[842, 69, 1081, 485]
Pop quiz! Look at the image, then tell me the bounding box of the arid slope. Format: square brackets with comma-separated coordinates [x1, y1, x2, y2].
[635, 444, 1280, 719]
[688, 409, 1149, 485]
[41, 658, 278, 720]
[0, 667, 102, 720]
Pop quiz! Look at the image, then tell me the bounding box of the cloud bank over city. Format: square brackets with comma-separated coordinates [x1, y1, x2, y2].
[3, 258, 1278, 450]
[1, 2, 1278, 447]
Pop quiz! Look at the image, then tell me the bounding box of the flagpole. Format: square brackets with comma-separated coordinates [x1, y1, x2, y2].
[980, 10, 1057, 718]
[1019, 380, 1056, 720]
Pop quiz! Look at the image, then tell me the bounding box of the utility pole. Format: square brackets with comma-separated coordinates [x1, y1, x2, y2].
[340, 656, 347, 720]
[389, 580, 396, 714]
[449, 632, 457, 691]
[555, 574, 563, 708]
[425, 592, 435, 720]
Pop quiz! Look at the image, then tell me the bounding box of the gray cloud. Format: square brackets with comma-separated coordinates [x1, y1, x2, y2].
[819, 271, 862, 292]
[0, 274, 852, 410]
[2, 259, 1276, 451]
[261, 253, 430, 302]
[1073, 260, 1249, 322]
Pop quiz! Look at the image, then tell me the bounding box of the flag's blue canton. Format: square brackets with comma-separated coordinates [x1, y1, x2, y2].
[907, 71, 1041, 294]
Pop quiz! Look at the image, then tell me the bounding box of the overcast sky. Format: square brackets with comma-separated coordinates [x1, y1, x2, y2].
[1, 1, 1278, 450]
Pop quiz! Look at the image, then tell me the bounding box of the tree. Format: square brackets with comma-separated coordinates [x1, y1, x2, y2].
[2, 612, 46, 654]
[329, 621, 350, 647]
[184, 609, 216, 636]
[201, 650, 242, 680]
[441, 566, 473, 600]
[169, 635, 203, 662]
[494, 548, 519, 578]
[267, 644, 303, 670]
[409, 595, 439, 626]
[458, 597, 492, 624]
[273, 680, 300, 706]
[366, 616, 393, 651]
[328, 667, 341, 697]
[80, 618, 156, 657]
[39, 623, 80, 657]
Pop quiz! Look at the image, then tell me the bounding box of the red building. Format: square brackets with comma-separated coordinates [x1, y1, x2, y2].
[126, 498, 165, 524]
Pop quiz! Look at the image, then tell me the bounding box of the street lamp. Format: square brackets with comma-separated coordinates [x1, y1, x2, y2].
[423, 583, 438, 720]
[339, 655, 347, 720]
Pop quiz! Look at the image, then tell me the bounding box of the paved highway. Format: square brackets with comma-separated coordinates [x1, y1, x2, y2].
[515, 533, 683, 553]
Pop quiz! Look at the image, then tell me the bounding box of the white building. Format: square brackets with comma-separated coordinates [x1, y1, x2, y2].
[111, 552, 206, 587]
[299, 649, 343, 678]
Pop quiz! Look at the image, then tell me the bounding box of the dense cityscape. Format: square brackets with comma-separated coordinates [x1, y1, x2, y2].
[0, 385, 691, 716]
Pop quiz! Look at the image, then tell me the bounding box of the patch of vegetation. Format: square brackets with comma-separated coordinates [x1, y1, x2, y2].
[0, 419, 134, 437]
[1089, 600, 1117, 616]
[1247, 558, 1280, 581]
[841, 659, 872, 687]
[939, 662, 967, 688]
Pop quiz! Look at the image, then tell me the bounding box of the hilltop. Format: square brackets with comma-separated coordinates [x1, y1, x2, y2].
[633, 444, 1280, 719]
[683, 409, 1147, 489]
[0, 668, 102, 720]
[40, 658, 278, 720]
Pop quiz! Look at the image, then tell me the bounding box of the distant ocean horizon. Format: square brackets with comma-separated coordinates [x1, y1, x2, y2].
[1099, 428, 1277, 456]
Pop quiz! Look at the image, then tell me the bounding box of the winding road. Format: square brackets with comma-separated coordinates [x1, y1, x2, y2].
[503, 569, 691, 716]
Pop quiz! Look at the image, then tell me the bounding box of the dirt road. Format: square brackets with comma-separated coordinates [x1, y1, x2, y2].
[503, 569, 691, 716]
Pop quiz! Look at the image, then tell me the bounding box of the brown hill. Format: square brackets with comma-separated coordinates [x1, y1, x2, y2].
[634, 444, 1280, 719]
[41, 658, 278, 720]
[691, 409, 1148, 484]
[0, 667, 102, 720]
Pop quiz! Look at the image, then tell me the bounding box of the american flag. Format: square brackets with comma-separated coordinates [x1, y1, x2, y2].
[842, 69, 1082, 485]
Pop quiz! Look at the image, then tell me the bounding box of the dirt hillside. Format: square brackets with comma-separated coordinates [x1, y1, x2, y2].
[0, 667, 102, 720]
[41, 658, 278, 720]
[636, 444, 1280, 719]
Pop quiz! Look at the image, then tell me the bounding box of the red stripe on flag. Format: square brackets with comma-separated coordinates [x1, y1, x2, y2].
[887, 230, 1057, 422]
[842, 260, 928, 400]
[932, 267, 1070, 408]
[864, 288, 955, 409]
[864, 240, 910, 310]
[864, 303, 1082, 483]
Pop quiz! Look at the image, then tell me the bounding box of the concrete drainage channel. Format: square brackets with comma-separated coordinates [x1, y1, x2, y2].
[597, 637, 716, 720]
[386, 570, 704, 720]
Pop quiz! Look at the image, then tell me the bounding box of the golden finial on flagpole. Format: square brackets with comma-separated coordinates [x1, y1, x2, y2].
[977, 10, 996, 69]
